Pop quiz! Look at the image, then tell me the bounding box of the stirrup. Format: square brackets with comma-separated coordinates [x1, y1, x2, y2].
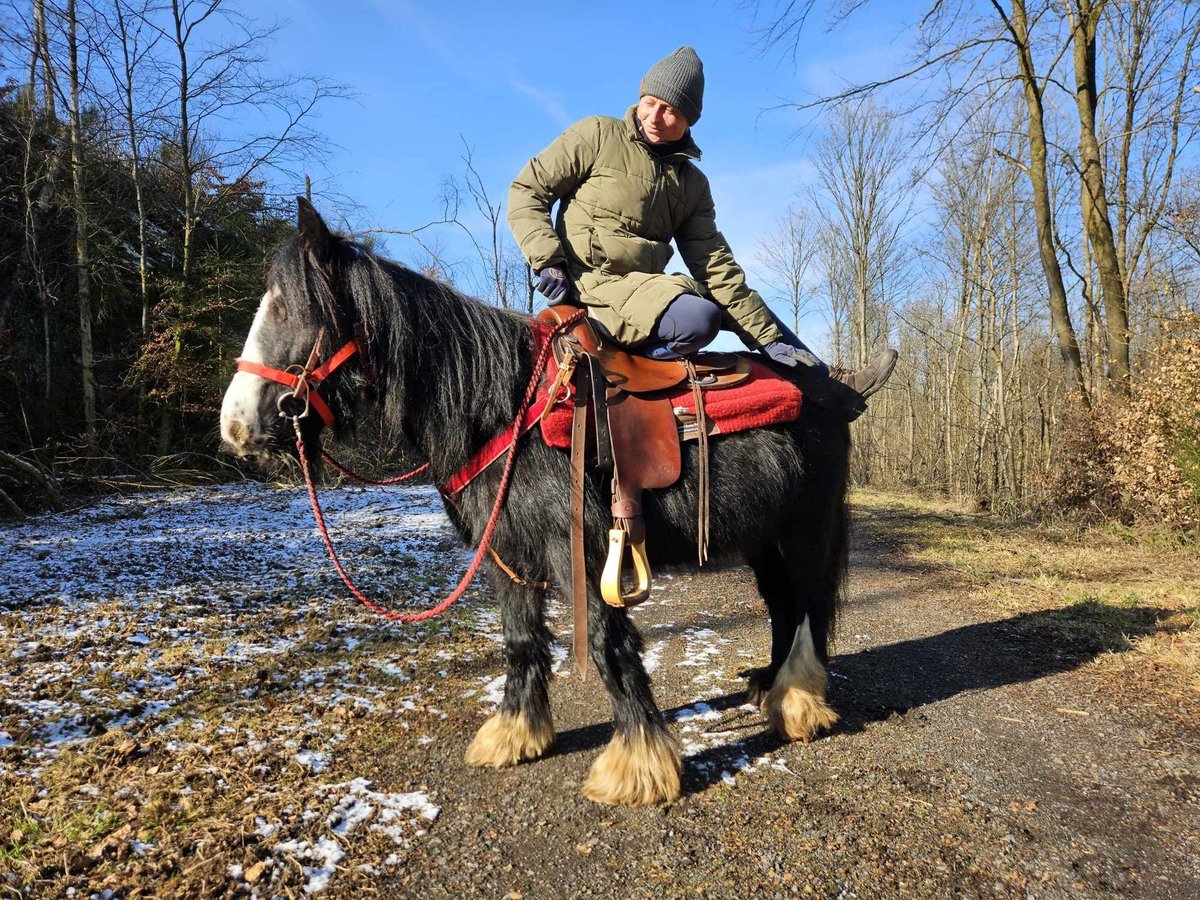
[600, 528, 651, 608]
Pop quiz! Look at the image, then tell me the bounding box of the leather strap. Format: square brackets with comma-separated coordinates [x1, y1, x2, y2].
[687, 361, 710, 566]
[569, 359, 591, 680]
[584, 354, 613, 473]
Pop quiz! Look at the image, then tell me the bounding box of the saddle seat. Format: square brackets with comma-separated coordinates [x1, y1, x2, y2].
[538, 304, 751, 394]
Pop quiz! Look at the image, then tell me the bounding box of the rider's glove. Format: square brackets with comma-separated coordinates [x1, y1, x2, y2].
[762, 340, 830, 378]
[535, 266, 571, 305]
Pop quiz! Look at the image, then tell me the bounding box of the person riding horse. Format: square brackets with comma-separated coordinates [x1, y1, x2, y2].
[508, 46, 897, 421]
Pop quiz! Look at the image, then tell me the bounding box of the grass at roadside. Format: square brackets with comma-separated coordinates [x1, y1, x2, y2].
[852, 489, 1199, 723]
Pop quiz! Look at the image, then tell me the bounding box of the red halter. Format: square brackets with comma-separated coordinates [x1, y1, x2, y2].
[235, 327, 370, 427]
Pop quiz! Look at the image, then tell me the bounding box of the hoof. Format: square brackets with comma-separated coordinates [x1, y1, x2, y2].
[762, 681, 838, 741]
[744, 667, 774, 707]
[465, 711, 554, 768]
[582, 725, 681, 807]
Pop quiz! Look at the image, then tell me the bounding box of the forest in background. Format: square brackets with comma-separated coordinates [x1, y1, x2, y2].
[1, 0, 1199, 530]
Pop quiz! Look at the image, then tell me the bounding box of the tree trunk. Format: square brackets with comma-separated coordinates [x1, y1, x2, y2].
[66, 0, 96, 444]
[172, 0, 194, 286]
[115, 2, 151, 336]
[1070, 0, 1131, 394]
[1008, 0, 1090, 406]
[34, 0, 55, 118]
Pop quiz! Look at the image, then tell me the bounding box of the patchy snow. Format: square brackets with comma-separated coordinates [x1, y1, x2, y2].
[267, 778, 440, 893]
[642, 639, 667, 674]
[272, 836, 345, 894]
[295, 750, 331, 773]
[479, 674, 506, 708]
[0, 482, 471, 780]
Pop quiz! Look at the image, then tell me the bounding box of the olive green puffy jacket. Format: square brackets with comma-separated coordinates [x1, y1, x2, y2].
[507, 107, 782, 348]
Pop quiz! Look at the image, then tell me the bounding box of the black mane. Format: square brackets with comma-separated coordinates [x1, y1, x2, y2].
[267, 232, 535, 479]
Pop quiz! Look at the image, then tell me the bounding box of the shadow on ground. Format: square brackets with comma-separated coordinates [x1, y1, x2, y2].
[550, 601, 1174, 797]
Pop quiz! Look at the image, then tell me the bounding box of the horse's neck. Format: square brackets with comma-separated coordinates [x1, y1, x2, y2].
[394, 287, 532, 480]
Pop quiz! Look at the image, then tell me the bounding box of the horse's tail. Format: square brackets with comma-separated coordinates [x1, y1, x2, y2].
[827, 466, 850, 641]
[816, 421, 851, 647]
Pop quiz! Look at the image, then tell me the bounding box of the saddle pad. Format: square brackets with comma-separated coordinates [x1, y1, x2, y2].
[539, 356, 803, 449]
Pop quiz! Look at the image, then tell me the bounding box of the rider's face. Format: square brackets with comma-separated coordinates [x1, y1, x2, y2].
[637, 95, 689, 144]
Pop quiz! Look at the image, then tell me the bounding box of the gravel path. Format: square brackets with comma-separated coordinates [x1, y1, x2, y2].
[374, 504, 1200, 899]
[3, 486, 1194, 897]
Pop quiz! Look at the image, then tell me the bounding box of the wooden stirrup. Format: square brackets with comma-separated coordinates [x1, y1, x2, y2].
[600, 527, 651, 608]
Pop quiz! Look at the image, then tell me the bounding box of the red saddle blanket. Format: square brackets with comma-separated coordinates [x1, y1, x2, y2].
[441, 336, 803, 495]
[538, 355, 803, 449]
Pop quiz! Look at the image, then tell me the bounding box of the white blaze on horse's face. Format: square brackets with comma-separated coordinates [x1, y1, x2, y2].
[220, 285, 279, 454]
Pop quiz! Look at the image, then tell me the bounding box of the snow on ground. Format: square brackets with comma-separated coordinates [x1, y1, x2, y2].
[0, 482, 466, 763]
[0, 482, 470, 893]
[1, 480, 804, 893]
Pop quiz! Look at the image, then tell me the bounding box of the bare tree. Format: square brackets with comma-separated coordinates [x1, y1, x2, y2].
[811, 99, 910, 367]
[996, 0, 1090, 404]
[1065, 0, 1131, 393]
[158, 0, 344, 284]
[757, 205, 817, 332]
[442, 140, 530, 309]
[1103, 0, 1200, 358]
[93, 0, 163, 336]
[65, 0, 96, 443]
[736, 0, 1094, 401]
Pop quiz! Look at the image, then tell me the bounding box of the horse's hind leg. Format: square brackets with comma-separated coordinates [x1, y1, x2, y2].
[465, 569, 555, 768]
[744, 545, 800, 707]
[748, 540, 838, 742]
[761, 612, 837, 742]
[579, 591, 681, 807]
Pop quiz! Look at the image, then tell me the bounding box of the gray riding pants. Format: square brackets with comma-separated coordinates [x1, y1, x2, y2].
[644, 293, 723, 358]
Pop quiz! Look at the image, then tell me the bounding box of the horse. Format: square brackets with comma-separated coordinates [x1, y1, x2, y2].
[219, 198, 850, 807]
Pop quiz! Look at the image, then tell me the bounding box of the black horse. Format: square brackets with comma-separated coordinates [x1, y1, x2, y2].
[220, 199, 850, 807]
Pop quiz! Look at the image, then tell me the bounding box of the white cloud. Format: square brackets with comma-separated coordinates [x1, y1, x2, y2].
[509, 78, 573, 129]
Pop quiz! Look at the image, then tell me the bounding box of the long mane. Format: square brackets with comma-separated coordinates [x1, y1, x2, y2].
[266, 233, 536, 478]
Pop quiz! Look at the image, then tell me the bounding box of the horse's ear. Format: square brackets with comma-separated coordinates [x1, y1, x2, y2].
[297, 196, 334, 266]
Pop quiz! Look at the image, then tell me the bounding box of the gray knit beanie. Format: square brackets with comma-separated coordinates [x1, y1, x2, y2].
[640, 46, 704, 125]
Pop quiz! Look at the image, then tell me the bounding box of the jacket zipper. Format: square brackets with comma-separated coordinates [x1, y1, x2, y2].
[648, 157, 665, 221]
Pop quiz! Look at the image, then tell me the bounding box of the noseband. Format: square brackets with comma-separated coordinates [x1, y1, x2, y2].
[235, 327, 372, 427]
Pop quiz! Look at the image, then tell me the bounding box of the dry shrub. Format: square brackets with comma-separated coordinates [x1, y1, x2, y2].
[1051, 314, 1200, 531]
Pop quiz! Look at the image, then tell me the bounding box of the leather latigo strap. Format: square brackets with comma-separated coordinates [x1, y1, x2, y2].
[686, 361, 710, 565]
[569, 356, 591, 680]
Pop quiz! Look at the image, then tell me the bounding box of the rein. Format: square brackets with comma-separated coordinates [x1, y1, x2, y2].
[282, 310, 585, 622]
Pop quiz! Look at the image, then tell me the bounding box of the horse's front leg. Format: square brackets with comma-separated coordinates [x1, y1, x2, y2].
[580, 591, 681, 807]
[465, 566, 555, 767]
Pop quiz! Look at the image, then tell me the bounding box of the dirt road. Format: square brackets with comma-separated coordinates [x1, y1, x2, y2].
[1, 485, 1196, 898]
[376, 502, 1198, 899]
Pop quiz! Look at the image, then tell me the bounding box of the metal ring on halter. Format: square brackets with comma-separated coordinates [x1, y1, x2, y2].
[277, 388, 311, 421]
[277, 364, 315, 420]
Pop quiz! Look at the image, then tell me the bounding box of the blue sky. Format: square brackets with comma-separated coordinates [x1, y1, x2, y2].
[0, 0, 923, 349]
[247, 0, 919, 347]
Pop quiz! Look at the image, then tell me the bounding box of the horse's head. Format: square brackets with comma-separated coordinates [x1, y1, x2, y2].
[220, 198, 370, 458]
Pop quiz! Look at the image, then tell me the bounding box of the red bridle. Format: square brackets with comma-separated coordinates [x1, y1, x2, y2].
[235, 327, 371, 427]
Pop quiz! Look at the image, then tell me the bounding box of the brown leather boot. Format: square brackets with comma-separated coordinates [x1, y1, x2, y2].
[808, 349, 898, 422]
[831, 349, 899, 400]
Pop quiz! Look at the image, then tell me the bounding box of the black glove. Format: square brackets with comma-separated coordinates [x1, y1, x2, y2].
[535, 266, 571, 304]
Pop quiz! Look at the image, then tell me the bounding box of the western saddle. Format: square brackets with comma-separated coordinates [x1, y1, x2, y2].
[535, 304, 751, 673]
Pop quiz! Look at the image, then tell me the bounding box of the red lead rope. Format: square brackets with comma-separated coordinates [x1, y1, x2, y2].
[293, 310, 584, 622]
[320, 451, 429, 486]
